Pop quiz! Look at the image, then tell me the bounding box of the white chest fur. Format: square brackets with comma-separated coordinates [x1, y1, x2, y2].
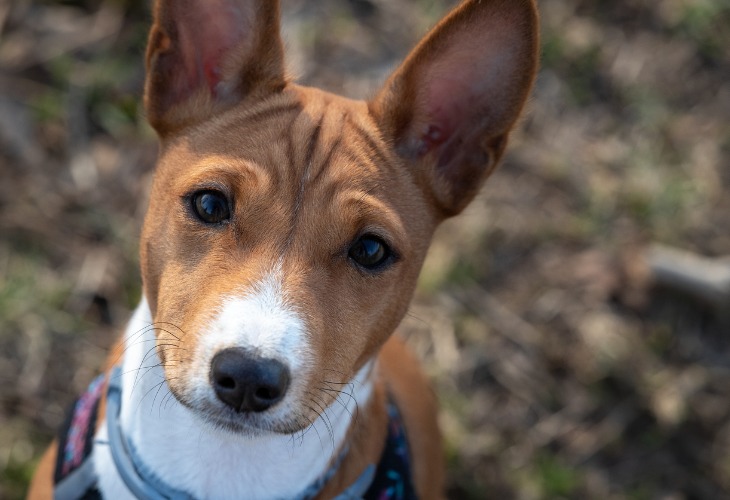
[93, 299, 373, 500]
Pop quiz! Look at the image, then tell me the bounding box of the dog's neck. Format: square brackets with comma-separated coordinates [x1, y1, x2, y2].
[95, 298, 375, 499]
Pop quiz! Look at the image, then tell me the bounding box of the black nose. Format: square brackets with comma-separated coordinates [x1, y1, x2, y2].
[210, 348, 290, 413]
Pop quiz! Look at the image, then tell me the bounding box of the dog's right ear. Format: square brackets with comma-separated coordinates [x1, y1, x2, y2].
[144, 0, 285, 136]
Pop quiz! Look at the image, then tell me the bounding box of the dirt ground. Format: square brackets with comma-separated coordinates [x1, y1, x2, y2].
[1, 0, 729, 498]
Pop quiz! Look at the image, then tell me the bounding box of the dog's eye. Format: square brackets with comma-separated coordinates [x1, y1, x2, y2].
[348, 235, 391, 270]
[191, 190, 230, 224]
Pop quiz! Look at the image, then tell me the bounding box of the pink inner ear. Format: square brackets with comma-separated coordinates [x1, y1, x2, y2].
[413, 22, 522, 158]
[174, 1, 250, 99]
[415, 75, 471, 156]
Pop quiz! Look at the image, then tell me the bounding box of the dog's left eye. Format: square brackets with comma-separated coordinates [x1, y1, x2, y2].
[348, 234, 392, 270]
[191, 190, 231, 224]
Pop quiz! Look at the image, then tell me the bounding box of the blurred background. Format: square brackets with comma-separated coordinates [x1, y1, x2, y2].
[1, 0, 729, 498]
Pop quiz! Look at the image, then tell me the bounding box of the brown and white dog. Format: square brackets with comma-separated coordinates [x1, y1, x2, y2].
[28, 0, 538, 498]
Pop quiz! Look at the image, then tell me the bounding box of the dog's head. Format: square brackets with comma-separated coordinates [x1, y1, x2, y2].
[138, 0, 538, 434]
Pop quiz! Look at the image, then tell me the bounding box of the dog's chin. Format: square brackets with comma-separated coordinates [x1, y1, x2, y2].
[201, 413, 303, 438]
[173, 393, 306, 437]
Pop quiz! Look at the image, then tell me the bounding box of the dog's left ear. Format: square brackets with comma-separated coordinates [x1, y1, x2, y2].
[144, 0, 285, 136]
[370, 0, 539, 217]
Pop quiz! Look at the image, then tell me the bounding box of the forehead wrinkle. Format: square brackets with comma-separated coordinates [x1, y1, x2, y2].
[312, 106, 393, 191]
[304, 102, 348, 188]
[214, 88, 303, 132]
[343, 113, 398, 177]
[250, 97, 395, 268]
[198, 105, 305, 260]
[285, 112, 325, 248]
[282, 100, 352, 240]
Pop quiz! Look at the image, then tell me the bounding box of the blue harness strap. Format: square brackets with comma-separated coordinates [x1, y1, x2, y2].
[52, 370, 417, 499]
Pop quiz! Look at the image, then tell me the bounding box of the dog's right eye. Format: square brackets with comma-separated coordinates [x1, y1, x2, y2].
[191, 190, 231, 224]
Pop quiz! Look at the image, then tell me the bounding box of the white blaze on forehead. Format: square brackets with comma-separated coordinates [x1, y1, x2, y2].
[201, 269, 311, 372]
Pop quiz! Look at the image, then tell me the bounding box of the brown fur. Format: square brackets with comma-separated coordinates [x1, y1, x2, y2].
[27, 442, 56, 499]
[29, 1, 538, 498]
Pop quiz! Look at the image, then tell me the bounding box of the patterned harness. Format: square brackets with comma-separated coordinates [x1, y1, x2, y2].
[53, 373, 418, 499]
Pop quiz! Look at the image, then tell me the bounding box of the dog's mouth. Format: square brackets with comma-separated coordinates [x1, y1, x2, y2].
[168, 383, 313, 437]
[196, 407, 306, 436]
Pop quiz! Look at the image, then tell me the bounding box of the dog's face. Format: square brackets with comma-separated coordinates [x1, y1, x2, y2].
[140, 89, 436, 433]
[138, 0, 538, 434]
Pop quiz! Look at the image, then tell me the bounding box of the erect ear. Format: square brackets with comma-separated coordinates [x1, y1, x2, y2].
[370, 0, 539, 217]
[144, 0, 285, 135]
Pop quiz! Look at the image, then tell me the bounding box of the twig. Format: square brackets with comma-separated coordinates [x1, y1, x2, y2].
[647, 245, 730, 312]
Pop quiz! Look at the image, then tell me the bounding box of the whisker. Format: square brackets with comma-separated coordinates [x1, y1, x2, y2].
[288, 410, 314, 449]
[301, 404, 326, 452]
[109, 321, 190, 366]
[322, 387, 356, 417]
[131, 343, 183, 392]
[107, 326, 157, 366]
[149, 321, 189, 340]
[133, 379, 167, 415]
[149, 326, 187, 344]
[153, 376, 181, 417]
[317, 387, 356, 421]
[161, 386, 178, 410]
[306, 392, 336, 447]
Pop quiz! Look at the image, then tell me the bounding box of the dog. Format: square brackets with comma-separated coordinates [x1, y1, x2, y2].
[28, 0, 538, 498]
